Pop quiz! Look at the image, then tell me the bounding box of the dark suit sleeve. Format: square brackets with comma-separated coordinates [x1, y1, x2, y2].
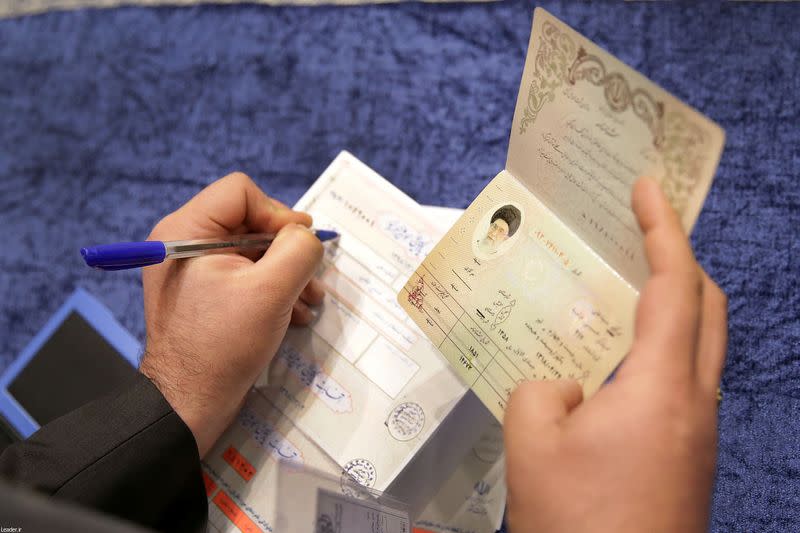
[0, 372, 208, 533]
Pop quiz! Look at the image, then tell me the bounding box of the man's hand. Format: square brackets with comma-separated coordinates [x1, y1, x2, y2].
[140, 172, 324, 457]
[504, 178, 727, 533]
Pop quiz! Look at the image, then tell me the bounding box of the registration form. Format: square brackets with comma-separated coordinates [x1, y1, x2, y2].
[202, 174, 507, 532]
[255, 152, 473, 499]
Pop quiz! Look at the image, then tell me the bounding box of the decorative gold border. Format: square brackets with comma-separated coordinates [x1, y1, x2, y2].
[567, 48, 665, 148]
[518, 19, 710, 217]
[519, 21, 577, 134]
[660, 111, 709, 216]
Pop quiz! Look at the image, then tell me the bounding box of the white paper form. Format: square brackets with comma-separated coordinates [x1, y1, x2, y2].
[202, 390, 342, 533]
[202, 392, 505, 533]
[254, 151, 469, 495]
[203, 197, 506, 533]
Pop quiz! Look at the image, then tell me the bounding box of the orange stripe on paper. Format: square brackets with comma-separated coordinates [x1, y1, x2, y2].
[213, 491, 262, 533]
[222, 445, 256, 481]
[201, 471, 217, 497]
[413, 529, 436, 533]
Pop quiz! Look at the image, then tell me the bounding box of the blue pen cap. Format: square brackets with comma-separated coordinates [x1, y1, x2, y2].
[80, 241, 167, 270]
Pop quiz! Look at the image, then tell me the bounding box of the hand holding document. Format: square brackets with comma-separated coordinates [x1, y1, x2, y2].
[398, 7, 725, 422]
[501, 178, 728, 533]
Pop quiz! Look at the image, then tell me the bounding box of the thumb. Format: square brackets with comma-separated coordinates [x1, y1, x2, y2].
[505, 379, 583, 430]
[249, 224, 324, 305]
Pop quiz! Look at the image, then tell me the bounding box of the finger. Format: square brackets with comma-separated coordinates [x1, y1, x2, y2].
[505, 380, 583, 430]
[632, 178, 698, 276]
[269, 197, 290, 210]
[268, 198, 316, 232]
[151, 172, 311, 239]
[249, 224, 324, 305]
[299, 278, 326, 307]
[229, 223, 268, 262]
[290, 300, 314, 325]
[239, 249, 266, 263]
[623, 178, 703, 382]
[695, 272, 728, 395]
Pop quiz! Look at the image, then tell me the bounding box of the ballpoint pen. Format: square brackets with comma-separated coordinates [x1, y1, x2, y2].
[80, 230, 340, 271]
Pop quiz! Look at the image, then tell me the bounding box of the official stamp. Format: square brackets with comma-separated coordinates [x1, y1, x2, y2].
[385, 402, 425, 441]
[472, 422, 504, 463]
[341, 458, 377, 488]
[316, 513, 334, 533]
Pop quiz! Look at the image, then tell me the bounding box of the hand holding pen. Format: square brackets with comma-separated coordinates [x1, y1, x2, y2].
[108, 172, 332, 457]
[81, 230, 338, 270]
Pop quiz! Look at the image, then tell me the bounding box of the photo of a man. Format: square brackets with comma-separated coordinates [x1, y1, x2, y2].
[476, 205, 522, 257]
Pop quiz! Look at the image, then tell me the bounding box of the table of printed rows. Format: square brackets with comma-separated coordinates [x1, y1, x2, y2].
[406, 263, 530, 416]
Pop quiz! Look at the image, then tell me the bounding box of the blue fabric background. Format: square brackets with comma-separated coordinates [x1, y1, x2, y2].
[0, 1, 798, 531]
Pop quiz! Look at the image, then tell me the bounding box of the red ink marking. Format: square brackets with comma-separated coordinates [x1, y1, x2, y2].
[222, 446, 256, 482]
[213, 491, 262, 533]
[201, 471, 217, 497]
[407, 275, 426, 311]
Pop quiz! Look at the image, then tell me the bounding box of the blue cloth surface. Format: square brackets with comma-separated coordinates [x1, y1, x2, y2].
[0, 1, 798, 531]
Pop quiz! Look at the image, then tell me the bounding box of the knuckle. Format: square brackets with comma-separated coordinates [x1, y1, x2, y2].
[505, 384, 529, 416]
[311, 235, 324, 261]
[296, 228, 324, 261]
[223, 171, 252, 187]
[690, 268, 704, 298]
[666, 412, 698, 447]
[714, 285, 728, 311]
[673, 267, 704, 297]
[666, 400, 714, 449]
[652, 392, 692, 433]
[508, 380, 547, 407]
[510, 379, 537, 399]
[643, 225, 662, 250]
[700, 270, 728, 312]
[659, 273, 702, 304]
[148, 213, 175, 239]
[654, 220, 682, 242]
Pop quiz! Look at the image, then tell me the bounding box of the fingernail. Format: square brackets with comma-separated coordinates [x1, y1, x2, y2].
[274, 223, 312, 245]
[310, 300, 325, 324]
[645, 177, 664, 195]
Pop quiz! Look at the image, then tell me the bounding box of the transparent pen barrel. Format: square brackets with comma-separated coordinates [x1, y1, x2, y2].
[164, 233, 275, 259]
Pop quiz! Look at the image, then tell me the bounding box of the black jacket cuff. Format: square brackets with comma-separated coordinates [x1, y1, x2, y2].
[0, 372, 207, 532]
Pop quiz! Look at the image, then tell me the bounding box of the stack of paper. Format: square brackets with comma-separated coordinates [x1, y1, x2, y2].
[202, 151, 505, 533]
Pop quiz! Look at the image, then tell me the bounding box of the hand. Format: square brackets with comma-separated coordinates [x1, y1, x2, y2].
[140, 172, 324, 457]
[504, 178, 727, 533]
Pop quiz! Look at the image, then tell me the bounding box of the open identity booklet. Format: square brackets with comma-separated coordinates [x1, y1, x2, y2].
[202, 8, 724, 533]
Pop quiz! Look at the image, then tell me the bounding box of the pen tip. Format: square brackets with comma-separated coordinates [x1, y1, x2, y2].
[315, 229, 340, 243]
